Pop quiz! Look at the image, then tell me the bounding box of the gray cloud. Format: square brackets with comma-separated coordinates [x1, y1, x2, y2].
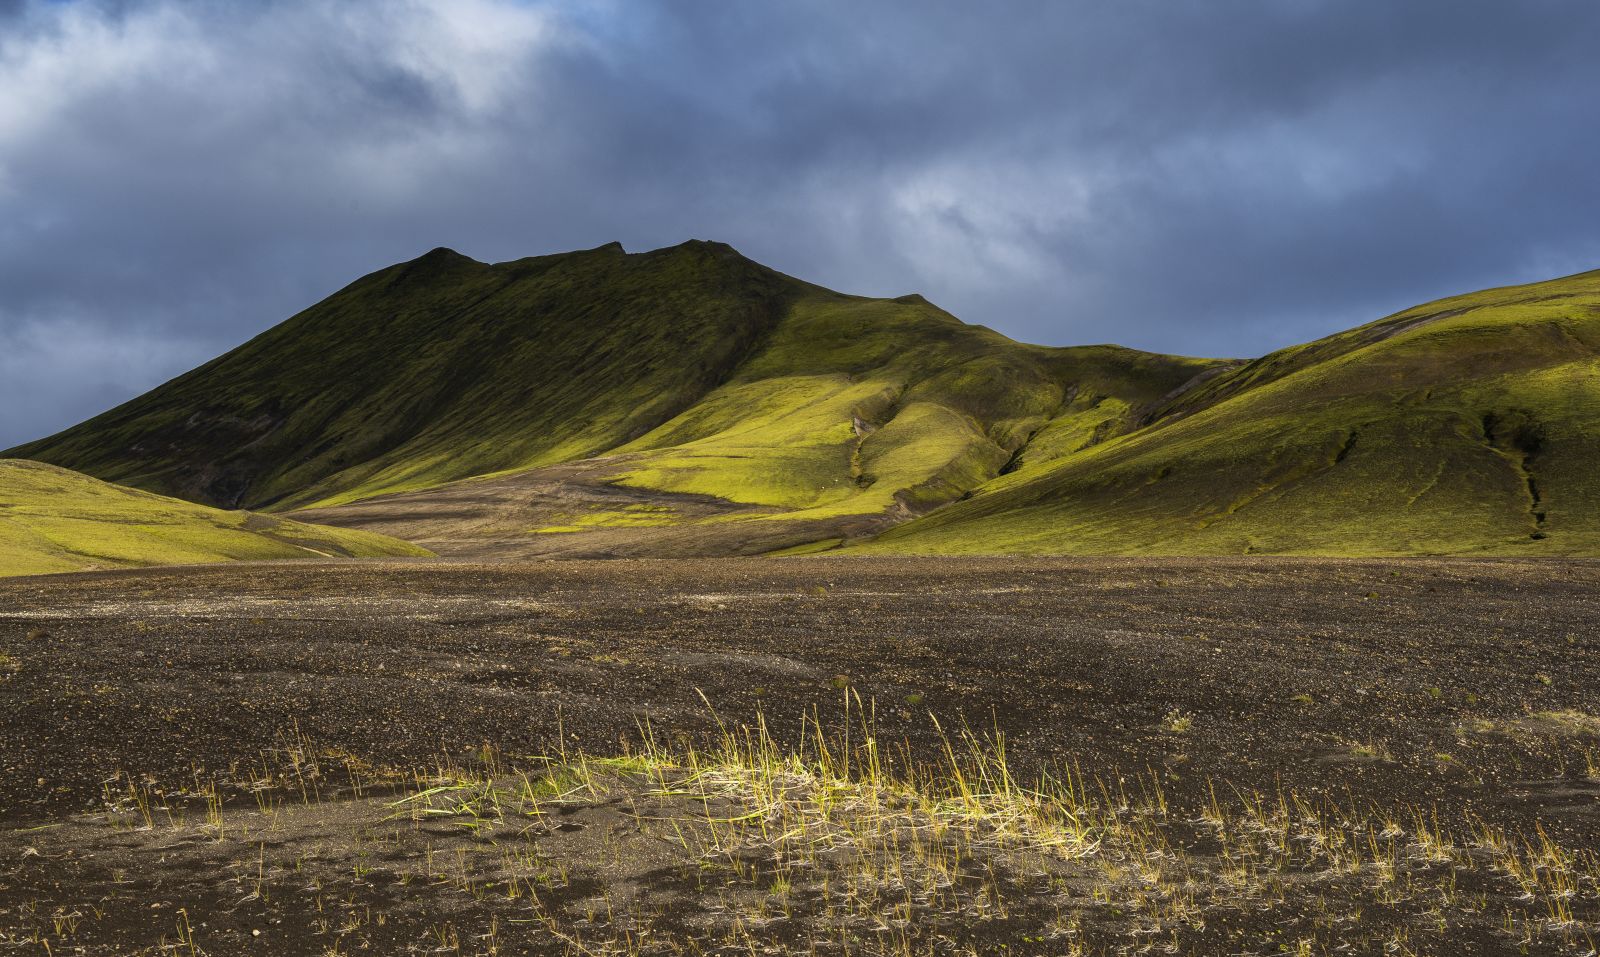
[2, 0, 1598, 447]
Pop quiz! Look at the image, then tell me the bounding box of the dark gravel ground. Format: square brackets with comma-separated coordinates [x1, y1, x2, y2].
[4, 555, 1600, 954]
[1, 555, 1597, 840]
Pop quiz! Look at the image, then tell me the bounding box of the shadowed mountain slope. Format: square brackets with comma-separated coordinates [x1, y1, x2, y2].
[7, 241, 803, 510]
[862, 268, 1600, 556]
[0, 460, 428, 577]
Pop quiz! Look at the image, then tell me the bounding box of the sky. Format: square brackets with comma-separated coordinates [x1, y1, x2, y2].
[2, 1, 1599, 449]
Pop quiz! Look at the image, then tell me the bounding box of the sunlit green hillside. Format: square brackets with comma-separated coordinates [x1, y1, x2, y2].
[0, 460, 428, 577]
[606, 294, 1216, 524]
[863, 268, 1600, 555]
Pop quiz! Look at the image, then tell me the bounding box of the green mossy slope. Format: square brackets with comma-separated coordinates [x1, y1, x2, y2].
[607, 294, 1218, 521]
[8, 241, 801, 509]
[11, 239, 1598, 558]
[0, 460, 429, 577]
[7, 242, 1218, 525]
[862, 269, 1600, 556]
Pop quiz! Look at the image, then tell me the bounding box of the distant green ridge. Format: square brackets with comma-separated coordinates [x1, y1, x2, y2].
[0, 460, 429, 578]
[860, 268, 1600, 556]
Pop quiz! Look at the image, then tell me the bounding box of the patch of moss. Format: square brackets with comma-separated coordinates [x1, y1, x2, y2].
[531, 509, 679, 534]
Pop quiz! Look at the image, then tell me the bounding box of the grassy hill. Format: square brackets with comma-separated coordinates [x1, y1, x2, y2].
[6, 242, 803, 510]
[6, 241, 1219, 532]
[9, 241, 1598, 558]
[0, 460, 428, 577]
[862, 268, 1600, 556]
[602, 294, 1217, 524]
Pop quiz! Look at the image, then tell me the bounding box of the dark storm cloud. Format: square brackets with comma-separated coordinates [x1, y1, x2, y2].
[3, 0, 1598, 447]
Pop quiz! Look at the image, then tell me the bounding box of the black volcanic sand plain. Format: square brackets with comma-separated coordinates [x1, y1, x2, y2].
[2, 556, 1599, 954]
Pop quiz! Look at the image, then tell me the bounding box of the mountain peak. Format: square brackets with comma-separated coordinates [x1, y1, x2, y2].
[382, 246, 481, 289]
[667, 238, 743, 258]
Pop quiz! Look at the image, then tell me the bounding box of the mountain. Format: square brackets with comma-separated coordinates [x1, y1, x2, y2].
[861, 267, 1600, 556]
[0, 460, 428, 577]
[6, 242, 800, 510]
[7, 241, 1219, 555]
[9, 241, 1598, 558]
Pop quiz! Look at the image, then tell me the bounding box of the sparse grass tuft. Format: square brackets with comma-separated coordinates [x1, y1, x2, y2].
[16, 701, 1600, 955]
[322, 706, 1600, 953]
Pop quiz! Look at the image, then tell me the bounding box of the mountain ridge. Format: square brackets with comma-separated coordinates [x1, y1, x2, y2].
[862, 266, 1600, 556]
[9, 242, 1598, 558]
[9, 240, 812, 509]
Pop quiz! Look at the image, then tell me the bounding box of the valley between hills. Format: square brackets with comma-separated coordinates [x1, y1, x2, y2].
[3, 243, 1600, 956]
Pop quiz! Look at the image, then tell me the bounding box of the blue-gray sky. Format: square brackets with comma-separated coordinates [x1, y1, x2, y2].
[2, 0, 1598, 448]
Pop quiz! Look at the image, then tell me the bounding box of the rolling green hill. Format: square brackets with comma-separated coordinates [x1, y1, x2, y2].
[8, 241, 1598, 558]
[6, 241, 1218, 531]
[0, 460, 429, 577]
[862, 268, 1600, 556]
